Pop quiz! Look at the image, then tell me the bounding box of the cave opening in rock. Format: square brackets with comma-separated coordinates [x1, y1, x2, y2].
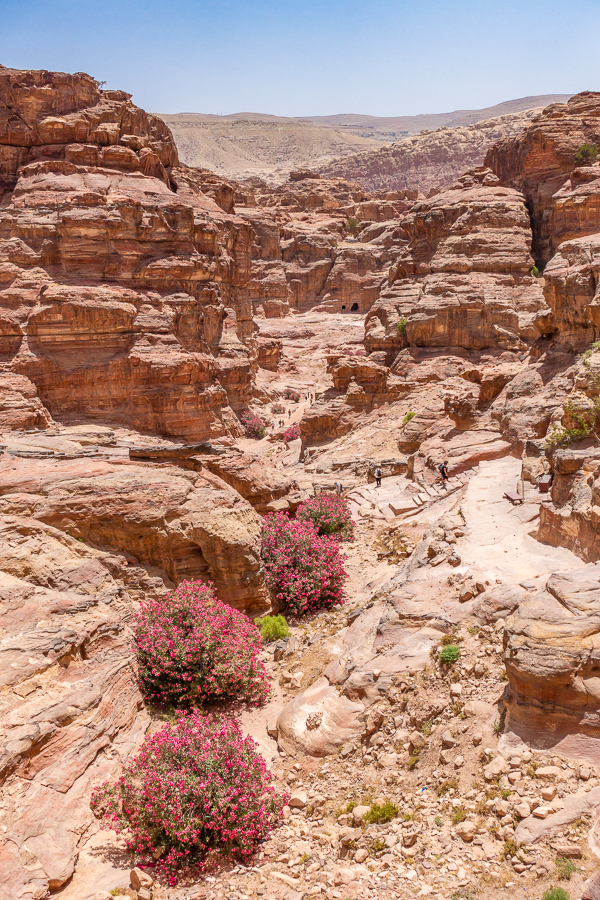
[351, 302, 359, 311]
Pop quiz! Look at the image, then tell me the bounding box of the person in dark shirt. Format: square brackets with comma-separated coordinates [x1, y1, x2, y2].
[439, 460, 450, 486]
[375, 465, 382, 488]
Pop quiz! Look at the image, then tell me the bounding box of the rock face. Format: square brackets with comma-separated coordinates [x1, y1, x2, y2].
[504, 565, 600, 764]
[0, 65, 258, 440]
[486, 92, 600, 264]
[364, 168, 547, 360]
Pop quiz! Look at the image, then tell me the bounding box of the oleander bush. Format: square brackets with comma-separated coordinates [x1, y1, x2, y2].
[91, 712, 284, 882]
[240, 409, 267, 439]
[296, 494, 354, 541]
[133, 580, 269, 708]
[261, 512, 347, 615]
[283, 388, 300, 402]
[281, 423, 300, 442]
[271, 402, 285, 414]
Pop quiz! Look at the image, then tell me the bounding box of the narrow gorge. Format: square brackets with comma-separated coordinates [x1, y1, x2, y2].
[2, 66, 600, 900]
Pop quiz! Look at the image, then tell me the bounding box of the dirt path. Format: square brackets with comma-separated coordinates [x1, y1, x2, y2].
[459, 456, 580, 583]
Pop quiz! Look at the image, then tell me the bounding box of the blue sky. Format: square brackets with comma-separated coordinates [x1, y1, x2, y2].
[1, 0, 598, 116]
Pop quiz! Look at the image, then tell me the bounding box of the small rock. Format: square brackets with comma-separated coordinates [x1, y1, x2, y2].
[454, 755, 465, 768]
[472, 731, 483, 746]
[352, 805, 371, 825]
[289, 791, 307, 809]
[455, 820, 476, 842]
[306, 711, 322, 730]
[138, 890, 152, 900]
[541, 785, 557, 801]
[483, 755, 507, 780]
[535, 765, 561, 778]
[441, 730, 456, 748]
[450, 683, 462, 697]
[439, 749, 453, 765]
[130, 868, 153, 891]
[473, 663, 486, 678]
[515, 800, 531, 818]
[93, 893, 113, 900]
[551, 842, 583, 858]
[581, 767, 591, 781]
[532, 805, 553, 819]
[354, 848, 368, 863]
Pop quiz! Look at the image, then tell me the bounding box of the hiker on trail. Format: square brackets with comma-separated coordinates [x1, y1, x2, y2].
[439, 460, 450, 486]
[335, 481, 342, 497]
[375, 465, 382, 488]
[288, 410, 291, 418]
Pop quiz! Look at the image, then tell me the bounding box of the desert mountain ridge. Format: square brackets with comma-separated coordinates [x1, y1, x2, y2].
[158, 93, 573, 184]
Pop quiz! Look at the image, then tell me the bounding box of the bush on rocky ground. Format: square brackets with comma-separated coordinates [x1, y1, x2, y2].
[296, 494, 354, 541]
[281, 423, 300, 442]
[439, 644, 460, 665]
[283, 388, 300, 402]
[271, 402, 285, 414]
[91, 711, 284, 882]
[257, 613, 290, 641]
[134, 580, 269, 708]
[240, 409, 267, 439]
[261, 512, 347, 615]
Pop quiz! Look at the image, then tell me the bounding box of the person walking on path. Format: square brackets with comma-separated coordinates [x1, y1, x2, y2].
[375, 465, 382, 488]
[439, 460, 450, 487]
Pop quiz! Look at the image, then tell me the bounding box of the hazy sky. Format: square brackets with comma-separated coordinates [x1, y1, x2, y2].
[1, 0, 598, 117]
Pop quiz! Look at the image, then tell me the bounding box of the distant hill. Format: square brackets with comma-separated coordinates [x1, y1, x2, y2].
[158, 94, 573, 184]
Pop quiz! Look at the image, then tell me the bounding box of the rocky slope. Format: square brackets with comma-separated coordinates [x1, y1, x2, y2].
[160, 96, 572, 185]
[317, 108, 548, 194]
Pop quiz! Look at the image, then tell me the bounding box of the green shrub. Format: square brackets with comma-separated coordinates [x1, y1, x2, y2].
[543, 888, 570, 900]
[555, 857, 578, 881]
[575, 142, 598, 165]
[530, 265, 539, 276]
[364, 800, 399, 824]
[439, 644, 460, 665]
[451, 806, 466, 825]
[397, 317, 408, 336]
[402, 410, 416, 424]
[345, 217, 361, 237]
[257, 614, 290, 642]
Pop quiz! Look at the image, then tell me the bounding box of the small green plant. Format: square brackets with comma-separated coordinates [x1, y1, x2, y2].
[555, 857, 578, 881]
[441, 633, 457, 646]
[109, 891, 125, 898]
[439, 644, 460, 665]
[402, 410, 416, 424]
[542, 888, 570, 900]
[300, 852, 311, 864]
[434, 815, 444, 827]
[345, 217, 361, 237]
[494, 708, 507, 735]
[468, 625, 480, 635]
[502, 838, 519, 859]
[451, 806, 466, 825]
[575, 142, 598, 165]
[434, 777, 458, 796]
[364, 799, 399, 824]
[368, 836, 386, 853]
[530, 265, 540, 276]
[397, 316, 408, 336]
[257, 614, 290, 642]
[406, 752, 420, 770]
[420, 719, 433, 736]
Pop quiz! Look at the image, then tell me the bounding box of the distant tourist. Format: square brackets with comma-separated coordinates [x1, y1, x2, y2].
[439, 460, 450, 487]
[375, 465, 382, 488]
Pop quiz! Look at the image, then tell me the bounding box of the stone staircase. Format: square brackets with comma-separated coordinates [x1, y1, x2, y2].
[346, 472, 470, 522]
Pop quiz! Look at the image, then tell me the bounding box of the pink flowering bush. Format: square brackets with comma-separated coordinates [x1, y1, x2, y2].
[296, 494, 354, 541]
[261, 513, 347, 615]
[271, 401, 285, 414]
[281, 423, 300, 442]
[283, 388, 300, 402]
[134, 581, 269, 708]
[91, 711, 284, 882]
[240, 409, 266, 439]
